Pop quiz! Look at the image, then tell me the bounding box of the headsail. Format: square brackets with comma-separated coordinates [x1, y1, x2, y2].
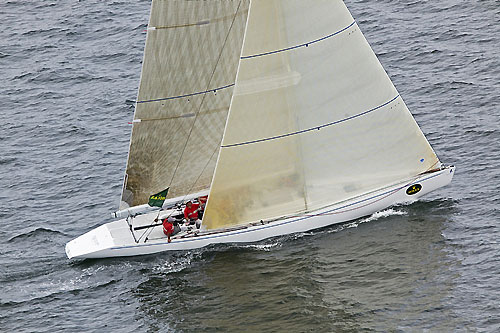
[203, 0, 440, 229]
[121, 0, 250, 209]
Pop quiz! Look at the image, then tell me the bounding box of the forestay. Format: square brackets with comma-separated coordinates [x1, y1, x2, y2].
[203, 0, 439, 229]
[121, 0, 250, 209]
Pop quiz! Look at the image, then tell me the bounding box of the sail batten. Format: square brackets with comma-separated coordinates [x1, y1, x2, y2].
[221, 94, 401, 148]
[203, 0, 439, 229]
[136, 83, 235, 104]
[240, 21, 356, 59]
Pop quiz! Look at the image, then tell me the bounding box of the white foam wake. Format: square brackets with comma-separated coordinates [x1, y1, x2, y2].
[361, 208, 407, 223]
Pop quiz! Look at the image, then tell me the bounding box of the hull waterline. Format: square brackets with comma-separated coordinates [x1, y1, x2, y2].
[66, 166, 454, 259]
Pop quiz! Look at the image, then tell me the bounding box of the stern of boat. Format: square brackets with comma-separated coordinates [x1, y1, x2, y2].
[65, 217, 136, 259]
[65, 224, 116, 259]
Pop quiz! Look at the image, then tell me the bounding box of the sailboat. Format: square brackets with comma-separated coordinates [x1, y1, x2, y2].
[66, 0, 454, 259]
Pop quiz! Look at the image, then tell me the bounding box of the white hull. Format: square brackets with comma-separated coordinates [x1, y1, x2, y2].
[66, 166, 454, 259]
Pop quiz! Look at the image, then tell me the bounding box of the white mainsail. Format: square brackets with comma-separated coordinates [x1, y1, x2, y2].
[121, 0, 250, 208]
[203, 0, 440, 229]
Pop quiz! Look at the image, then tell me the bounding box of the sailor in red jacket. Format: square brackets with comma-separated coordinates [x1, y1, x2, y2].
[162, 218, 175, 242]
[184, 201, 199, 221]
[183, 200, 203, 229]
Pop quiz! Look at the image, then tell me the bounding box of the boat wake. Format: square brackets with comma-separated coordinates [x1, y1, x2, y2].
[327, 207, 407, 232]
[152, 251, 200, 274]
[241, 241, 282, 252]
[214, 208, 410, 253]
[361, 208, 407, 223]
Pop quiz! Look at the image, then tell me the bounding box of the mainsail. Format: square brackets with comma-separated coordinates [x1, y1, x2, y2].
[203, 0, 440, 229]
[121, 0, 250, 208]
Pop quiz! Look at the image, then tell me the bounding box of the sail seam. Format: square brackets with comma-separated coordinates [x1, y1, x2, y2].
[221, 94, 400, 148]
[240, 21, 356, 59]
[136, 83, 235, 104]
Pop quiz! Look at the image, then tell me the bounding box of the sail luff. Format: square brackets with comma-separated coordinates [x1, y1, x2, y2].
[119, 2, 155, 209]
[203, 0, 256, 226]
[203, 0, 440, 230]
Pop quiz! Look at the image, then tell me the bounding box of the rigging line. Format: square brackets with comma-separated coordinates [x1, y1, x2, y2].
[141, 147, 220, 240]
[240, 21, 356, 59]
[181, 141, 220, 203]
[138, 147, 221, 231]
[136, 83, 235, 104]
[167, 0, 245, 188]
[137, 208, 164, 243]
[148, 143, 220, 233]
[222, 94, 401, 148]
[136, 217, 155, 242]
[142, 218, 159, 242]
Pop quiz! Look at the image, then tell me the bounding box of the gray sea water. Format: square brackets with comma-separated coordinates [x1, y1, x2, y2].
[1, 0, 499, 332]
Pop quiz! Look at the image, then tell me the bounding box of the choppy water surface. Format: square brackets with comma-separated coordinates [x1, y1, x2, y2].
[1, 1, 499, 332]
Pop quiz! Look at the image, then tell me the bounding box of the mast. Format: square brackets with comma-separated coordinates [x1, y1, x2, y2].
[203, 0, 439, 229]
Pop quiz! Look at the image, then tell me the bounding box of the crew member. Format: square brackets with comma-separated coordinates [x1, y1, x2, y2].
[162, 217, 180, 243]
[198, 195, 208, 205]
[184, 201, 201, 228]
[197, 195, 208, 220]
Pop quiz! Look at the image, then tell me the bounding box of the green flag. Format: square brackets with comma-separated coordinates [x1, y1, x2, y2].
[148, 188, 169, 208]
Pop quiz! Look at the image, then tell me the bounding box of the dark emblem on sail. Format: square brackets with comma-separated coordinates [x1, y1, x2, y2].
[406, 184, 422, 195]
